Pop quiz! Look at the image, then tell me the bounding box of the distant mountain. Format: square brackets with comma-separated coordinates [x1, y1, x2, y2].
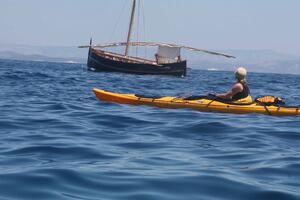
[0, 44, 87, 58]
[0, 44, 299, 74]
[0, 44, 87, 63]
[186, 49, 300, 74]
[0, 51, 85, 63]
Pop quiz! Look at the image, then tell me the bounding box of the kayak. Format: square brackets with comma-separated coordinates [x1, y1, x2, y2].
[93, 88, 300, 116]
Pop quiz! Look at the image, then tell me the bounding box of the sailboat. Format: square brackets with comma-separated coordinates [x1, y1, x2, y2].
[79, 0, 235, 76]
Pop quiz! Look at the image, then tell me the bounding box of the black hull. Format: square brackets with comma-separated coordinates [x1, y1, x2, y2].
[87, 48, 187, 76]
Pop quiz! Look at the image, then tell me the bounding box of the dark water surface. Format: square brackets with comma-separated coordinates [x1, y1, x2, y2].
[0, 59, 300, 200]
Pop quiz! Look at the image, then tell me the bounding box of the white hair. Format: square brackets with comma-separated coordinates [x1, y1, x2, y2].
[235, 67, 247, 81]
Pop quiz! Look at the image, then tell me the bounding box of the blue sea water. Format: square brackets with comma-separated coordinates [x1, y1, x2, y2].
[0, 58, 300, 200]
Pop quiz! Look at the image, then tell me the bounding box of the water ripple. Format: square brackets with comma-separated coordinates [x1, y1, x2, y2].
[0, 59, 299, 200]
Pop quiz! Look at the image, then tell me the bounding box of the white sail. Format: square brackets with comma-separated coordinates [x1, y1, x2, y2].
[156, 46, 181, 64]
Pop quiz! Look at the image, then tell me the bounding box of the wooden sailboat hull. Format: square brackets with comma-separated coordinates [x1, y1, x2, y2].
[87, 48, 187, 76]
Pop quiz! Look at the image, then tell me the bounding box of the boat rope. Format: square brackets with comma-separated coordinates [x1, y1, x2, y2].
[206, 100, 215, 108]
[88, 42, 236, 58]
[260, 103, 272, 116]
[141, 0, 147, 58]
[108, 0, 129, 43]
[135, 0, 141, 57]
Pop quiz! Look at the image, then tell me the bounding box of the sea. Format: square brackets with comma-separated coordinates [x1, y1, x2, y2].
[0, 59, 300, 200]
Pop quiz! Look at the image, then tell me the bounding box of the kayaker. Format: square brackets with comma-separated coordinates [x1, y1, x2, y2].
[216, 67, 251, 101]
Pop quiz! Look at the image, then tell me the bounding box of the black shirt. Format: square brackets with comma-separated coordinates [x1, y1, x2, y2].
[232, 82, 250, 101]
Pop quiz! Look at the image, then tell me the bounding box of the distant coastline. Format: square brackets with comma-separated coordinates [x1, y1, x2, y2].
[1, 44, 299, 75]
[0, 51, 85, 64]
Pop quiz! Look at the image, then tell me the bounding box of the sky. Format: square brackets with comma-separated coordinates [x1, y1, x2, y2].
[0, 0, 300, 55]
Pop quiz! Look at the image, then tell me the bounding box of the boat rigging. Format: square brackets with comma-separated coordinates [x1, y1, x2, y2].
[79, 0, 235, 76]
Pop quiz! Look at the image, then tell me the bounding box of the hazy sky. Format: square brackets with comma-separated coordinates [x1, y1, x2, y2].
[0, 0, 300, 55]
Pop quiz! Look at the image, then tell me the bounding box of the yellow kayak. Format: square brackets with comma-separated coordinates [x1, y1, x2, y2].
[93, 88, 299, 116]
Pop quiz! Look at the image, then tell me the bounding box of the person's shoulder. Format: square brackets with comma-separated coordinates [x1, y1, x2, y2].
[233, 82, 243, 87]
[232, 82, 243, 91]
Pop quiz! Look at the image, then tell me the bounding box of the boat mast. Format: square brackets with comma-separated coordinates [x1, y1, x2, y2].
[125, 0, 136, 57]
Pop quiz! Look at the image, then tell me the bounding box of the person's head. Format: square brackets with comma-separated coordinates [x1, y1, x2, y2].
[235, 67, 247, 82]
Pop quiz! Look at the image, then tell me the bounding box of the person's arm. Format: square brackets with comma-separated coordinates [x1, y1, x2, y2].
[216, 83, 243, 99]
[216, 91, 233, 99]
